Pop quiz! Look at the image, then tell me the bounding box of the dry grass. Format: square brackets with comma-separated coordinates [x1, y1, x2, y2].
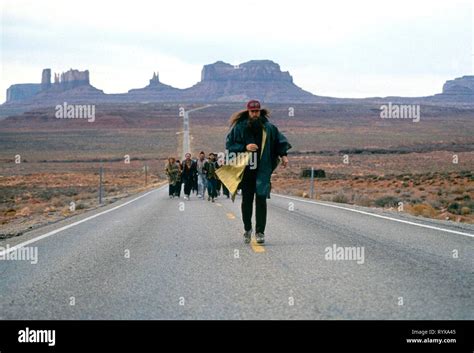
[271, 170, 474, 223]
[0, 161, 166, 238]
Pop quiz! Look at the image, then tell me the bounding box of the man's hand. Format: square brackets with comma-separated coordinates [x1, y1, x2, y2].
[246, 143, 259, 152]
[281, 156, 289, 168]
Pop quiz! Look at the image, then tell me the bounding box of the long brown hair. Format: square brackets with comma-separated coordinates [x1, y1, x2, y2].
[229, 108, 270, 127]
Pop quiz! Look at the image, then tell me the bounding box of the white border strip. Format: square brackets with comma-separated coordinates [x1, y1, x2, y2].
[0, 185, 167, 256]
[273, 194, 474, 238]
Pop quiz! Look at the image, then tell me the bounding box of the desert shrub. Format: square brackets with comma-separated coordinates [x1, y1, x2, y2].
[43, 206, 56, 213]
[332, 193, 349, 203]
[448, 202, 461, 214]
[409, 203, 437, 218]
[375, 196, 400, 207]
[429, 200, 442, 210]
[0, 188, 16, 202]
[438, 198, 448, 206]
[38, 189, 56, 201]
[461, 207, 470, 215]
[4, 208, 16, 216]
[440, 172, 450, 179]
[52, 198, 65, 207]
[300, 169, 326, 178]
[294, 190, 306, 197]
[20, 193, 31, 201]
[353, 194, 372, 207]
[64, 189, 79, 197]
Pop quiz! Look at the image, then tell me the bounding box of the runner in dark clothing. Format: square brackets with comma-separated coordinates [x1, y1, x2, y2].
[181, 153, 197, 200]
[225, 100, 291, 244]
[203, 152, 218, 202]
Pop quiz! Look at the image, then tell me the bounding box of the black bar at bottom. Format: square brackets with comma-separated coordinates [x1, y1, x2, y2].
[0, 320, 472, 353]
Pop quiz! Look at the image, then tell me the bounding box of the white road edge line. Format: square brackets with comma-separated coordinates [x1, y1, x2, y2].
[273, 193, 474, 238]
[0, 185, 167, 256]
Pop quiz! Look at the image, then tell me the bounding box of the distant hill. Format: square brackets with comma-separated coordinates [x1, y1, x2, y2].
[2, 61, 473, 111]
[429, 75, 474, 102]
[178, 60, 327, 103]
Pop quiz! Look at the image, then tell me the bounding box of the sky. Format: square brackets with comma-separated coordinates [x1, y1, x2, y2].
[0, 0, 472, 103]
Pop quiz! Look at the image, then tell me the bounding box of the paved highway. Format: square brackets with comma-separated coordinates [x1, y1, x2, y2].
[0, 185, 472, 319]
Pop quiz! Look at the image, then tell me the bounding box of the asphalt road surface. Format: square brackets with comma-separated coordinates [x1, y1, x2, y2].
[0, 185, 473, 319]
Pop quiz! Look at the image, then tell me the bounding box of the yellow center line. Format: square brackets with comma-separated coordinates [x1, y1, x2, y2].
[224, 212, 265, 253]
[251, 238, 265, 253]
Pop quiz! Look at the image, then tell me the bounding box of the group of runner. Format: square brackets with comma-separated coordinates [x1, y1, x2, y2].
[165, 151, 229, 202]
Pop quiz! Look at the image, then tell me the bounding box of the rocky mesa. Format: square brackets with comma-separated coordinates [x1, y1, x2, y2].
[180, 60, 322, 103]
[3, 61, 474, 107]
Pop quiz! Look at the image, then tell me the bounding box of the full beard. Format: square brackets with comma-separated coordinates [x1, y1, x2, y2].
[247, 116, 263, 133]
